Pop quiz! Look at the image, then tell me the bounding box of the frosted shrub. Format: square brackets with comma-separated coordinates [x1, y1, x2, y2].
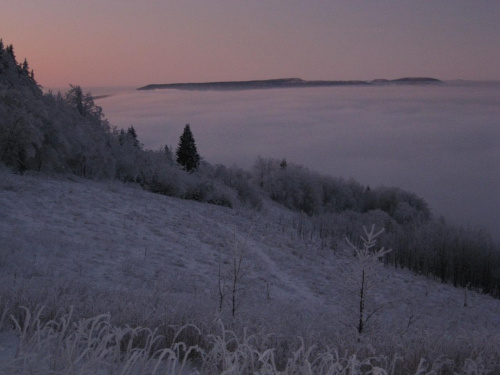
[254, 157, 323, 215]
[181, 173, 236, 208]
[213, 164, 262, 208]
[139, 149, 184, 197]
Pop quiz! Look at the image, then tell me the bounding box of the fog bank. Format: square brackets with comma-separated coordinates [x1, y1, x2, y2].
[99, 83, 500, 240]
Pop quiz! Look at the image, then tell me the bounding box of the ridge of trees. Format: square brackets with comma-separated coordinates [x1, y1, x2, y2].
[0, 41, 257, 208]
[254, 156, 500, 298]
[253, 156, 431, 223]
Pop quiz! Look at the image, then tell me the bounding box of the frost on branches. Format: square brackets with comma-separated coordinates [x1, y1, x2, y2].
[339, 225, 392, 335]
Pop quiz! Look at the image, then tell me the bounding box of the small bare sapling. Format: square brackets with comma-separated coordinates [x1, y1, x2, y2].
[217, 226, 253, 318]
[340, 225, 392, 335]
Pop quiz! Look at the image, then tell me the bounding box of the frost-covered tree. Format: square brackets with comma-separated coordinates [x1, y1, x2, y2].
[65, 85, 105, 120]
[176, 124, 200, 172]
[0, 87, 44, 171]
[0, 43, 45, 171]
[163, 144, 173, 161]
[252, 157, 322, 215]
[114, 127, 143, 182]
[214, 164, 262, 208]
[62, 85, 114, 178]
[338, 225, 392, 335]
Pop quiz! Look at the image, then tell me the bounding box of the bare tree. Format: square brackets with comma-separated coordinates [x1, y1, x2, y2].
[217, 248, 228, 313]
[217, 226, 253, 318]
[339, 225, 392, 335]
[230, 227, 253, 318]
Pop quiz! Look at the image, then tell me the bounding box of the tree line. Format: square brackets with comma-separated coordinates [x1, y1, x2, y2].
[253, 156, 500, 298]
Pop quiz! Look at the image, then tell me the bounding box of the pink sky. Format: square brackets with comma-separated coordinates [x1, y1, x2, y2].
[3, 0, 500, 89]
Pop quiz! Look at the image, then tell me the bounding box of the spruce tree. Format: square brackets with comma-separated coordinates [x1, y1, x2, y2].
[176, 124, 200, 172]
[126, 126, 140, 148]
[6, 44, 15, 59]
[22, 58, 29, 74]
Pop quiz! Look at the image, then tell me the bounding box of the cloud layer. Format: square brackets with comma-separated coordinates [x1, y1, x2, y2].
[98, 83, 500, 240]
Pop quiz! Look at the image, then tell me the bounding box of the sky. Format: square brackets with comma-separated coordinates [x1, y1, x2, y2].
[2, 0, 500, 88]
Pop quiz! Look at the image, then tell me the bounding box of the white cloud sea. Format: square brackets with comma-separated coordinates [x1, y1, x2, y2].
[97, 82, 500, 240]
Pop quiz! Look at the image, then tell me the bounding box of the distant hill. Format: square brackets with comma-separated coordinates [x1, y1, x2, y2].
[371, 77, 443, 85]
[137, 77, 442, 91]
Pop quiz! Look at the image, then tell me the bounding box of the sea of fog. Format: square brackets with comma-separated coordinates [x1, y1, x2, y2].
[95, 83, 500, 241]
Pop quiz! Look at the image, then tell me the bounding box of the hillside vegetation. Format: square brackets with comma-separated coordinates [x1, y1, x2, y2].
[1, 39, 500, 374]
[1, 165, 500, 374]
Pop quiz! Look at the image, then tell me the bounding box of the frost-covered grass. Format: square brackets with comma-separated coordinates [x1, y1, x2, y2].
[1, 168, 500, 374]
[1, 306, 498, 374]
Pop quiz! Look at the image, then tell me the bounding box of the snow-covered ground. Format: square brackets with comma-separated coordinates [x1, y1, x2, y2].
[1, 168, 499, 373]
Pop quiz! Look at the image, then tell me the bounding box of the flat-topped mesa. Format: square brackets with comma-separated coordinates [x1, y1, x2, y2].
[137, 78, 369, 91]
[391, 77, 443, 84]
[372, 77, 443, 85]
[137, 77, 442, 91]
[137, 78, 304, 91]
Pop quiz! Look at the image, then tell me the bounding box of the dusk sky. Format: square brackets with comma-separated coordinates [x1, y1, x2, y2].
[3, 0, 500, 88]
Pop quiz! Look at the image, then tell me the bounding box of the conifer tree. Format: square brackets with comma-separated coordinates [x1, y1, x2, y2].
[118, 129, 126, 145]
[126, 126, 140, 148]
[22, 58, 29, 73]
[176, 124, 200, 172]
[280, 158, 288, 169]
[6, 44, 15, 59]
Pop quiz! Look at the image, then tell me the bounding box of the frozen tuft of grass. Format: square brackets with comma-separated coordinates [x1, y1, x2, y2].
[3, 306, 200, 375]
[1, 307, 499, 374]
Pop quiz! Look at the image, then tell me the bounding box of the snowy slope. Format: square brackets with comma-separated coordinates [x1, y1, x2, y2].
[1, 167, 499, 332]
[1, 168, 500, 372]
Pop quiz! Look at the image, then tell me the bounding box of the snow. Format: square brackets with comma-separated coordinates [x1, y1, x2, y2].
[0, 168, 499, 373]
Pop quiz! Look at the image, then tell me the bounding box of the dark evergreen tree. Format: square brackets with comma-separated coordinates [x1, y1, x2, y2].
[6, 44, 15, 59]
[126, 126, 141, 148]
[118, 129, 126, 145]
[22, 58, 28, 72]
[280, 158, 288, 169]
[176, 124, 200, 172]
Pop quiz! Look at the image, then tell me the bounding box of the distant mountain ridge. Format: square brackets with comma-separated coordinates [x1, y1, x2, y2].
[137, 77, 442, 91]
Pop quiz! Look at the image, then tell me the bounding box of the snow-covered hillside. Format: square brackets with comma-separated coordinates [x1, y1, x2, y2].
[1, 168, 500, 373]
